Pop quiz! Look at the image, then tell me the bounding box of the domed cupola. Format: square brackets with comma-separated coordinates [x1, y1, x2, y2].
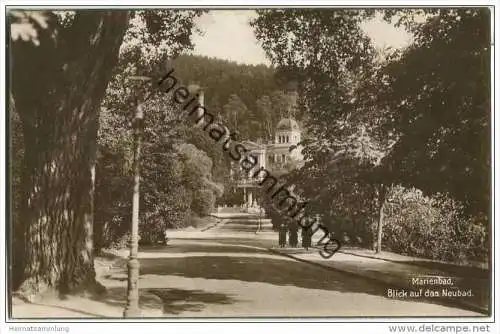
[275, 118, 301, 145]
[276, 118, 300, 132]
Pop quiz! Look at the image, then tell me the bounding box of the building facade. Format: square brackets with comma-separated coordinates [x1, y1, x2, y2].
[233, 117, 304, 209]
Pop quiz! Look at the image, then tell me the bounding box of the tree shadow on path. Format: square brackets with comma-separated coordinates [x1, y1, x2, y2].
[148, 288, 236, 315]
[91, 286, 237, 316]
[139, 255, 387, 296]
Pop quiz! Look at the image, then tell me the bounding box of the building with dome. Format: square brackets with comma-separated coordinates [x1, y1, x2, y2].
[188, 87, 304, 210]
[230, 117, 304, 209]
[270, 117, 303, 163]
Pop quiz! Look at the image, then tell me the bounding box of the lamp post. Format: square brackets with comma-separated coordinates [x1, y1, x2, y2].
[123, 100, 144, 318]
[123, 76, 151, 318]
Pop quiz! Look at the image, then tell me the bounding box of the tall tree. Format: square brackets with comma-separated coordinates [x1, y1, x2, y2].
[10, 94, 25, 288]
[252, 8, 489, 258]
[251, 9, 375, 138]
[252, 9, 413, 252]
[10, 9, 204, 299]
[380, 8, 491, 218]
[11, 11, 130, 299]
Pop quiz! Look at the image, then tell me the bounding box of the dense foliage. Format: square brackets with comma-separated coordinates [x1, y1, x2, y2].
[382, 187, 487, 262]
[252, 8, 490, 263]
[95, 15, 300, 246]
[94, 9, 226, 246]
[172, 55, 302, 141]
[380, 9, 490, 218]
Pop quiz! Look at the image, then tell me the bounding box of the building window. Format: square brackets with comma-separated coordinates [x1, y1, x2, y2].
[282, 154, 286, 162]
[286, 136, 289, 143]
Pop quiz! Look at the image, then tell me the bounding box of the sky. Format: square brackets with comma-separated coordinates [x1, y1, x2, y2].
[190, 10, 413, 66]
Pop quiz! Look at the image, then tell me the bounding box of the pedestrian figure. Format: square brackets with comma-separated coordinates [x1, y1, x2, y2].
[302, 227, 312, 250]
[278, 222, 287, 248]
[288, 222, 298, 248]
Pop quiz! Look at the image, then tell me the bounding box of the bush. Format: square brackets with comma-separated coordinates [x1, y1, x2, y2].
[192, 188, 216, 216]
[381, 187, 488, 263]
[93, 147, 132, 250]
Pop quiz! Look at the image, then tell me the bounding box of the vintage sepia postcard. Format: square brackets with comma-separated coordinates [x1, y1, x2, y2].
[2, 1, 497, 333]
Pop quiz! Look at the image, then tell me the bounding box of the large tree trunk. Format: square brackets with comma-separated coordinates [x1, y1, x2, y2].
[10, 94, 25, 292]
[11, 11, 129, 300]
